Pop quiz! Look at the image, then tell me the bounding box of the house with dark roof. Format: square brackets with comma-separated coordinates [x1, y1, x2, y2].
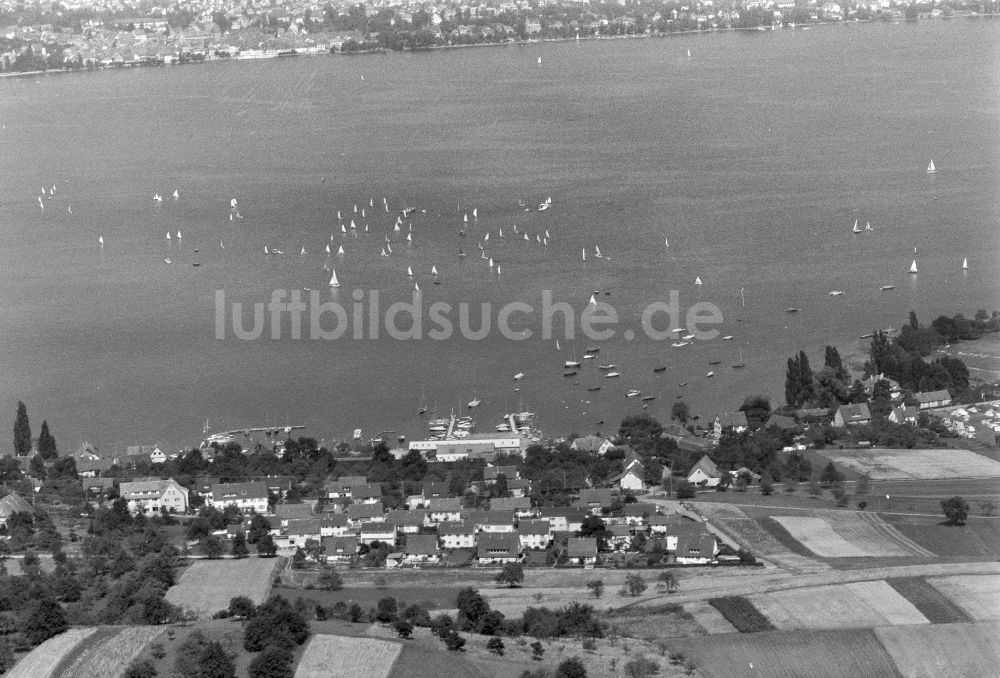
[0, 493, 33, 525]
[484, 465, 519, 482]
[675, 533, 718, 564]
[321, 535, 358, 561]
[320, 514, 351, 537]
[427, 498, 463, 524]
[472, 510, 516, 533]
[536, 508, 588, 532]
[359, 521, 397, 546]
[566, 537, 598, 565]
[834, 403, 872, 427]
[687, 455, 723, 487]
[76, 457, 114, 478]
[120, 478, 189, 514]
[889, 406, 919, 426]
[489, 496, 533, 516]
[350, 483, 382, 504]
[421, 481, 452, 502]
[516, 519, 552, 550]
[80, 476, 115, 495]
[403, 534, 439, 564]
[621, 503, 657, 526]
[286, 519, 322, 547]
[915, 390, 952, 410]
[326, 476, 368, 499]
[607, 524, 634, 550]
[274, 503, 314, 526]
[477, 533, 521, 564]
[386, 510, 425, 534]
[348, 501, 385, 525]
[577, 488, 615, 512]
[764, 414, 798, 432]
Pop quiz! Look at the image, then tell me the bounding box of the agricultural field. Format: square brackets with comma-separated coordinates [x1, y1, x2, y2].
[165, 557, 280, 618]
[604, 603, 705, 640]
[386, 641, 483, 678]
[6, 628, 97, 678]
[881, 514, 1000, 559]
[681, 600, 738, 635]
[749, 581, 927, 630]
[925, 574, 1000, 621]
[56, 626, 164, 678]
[294, 634, 401, 678]
[707, 597, 774, 633]
[769, 511, 935, 558]
[674, 628, 900, 678]
[818, 447, 1000, 481]
[874, 622, 1000, 678]
[886, 577, 972, 624]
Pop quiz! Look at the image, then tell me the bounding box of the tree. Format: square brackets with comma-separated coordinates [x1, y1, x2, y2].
[657, 571, 679, 593]
[671, 400, 690, 424]
[376, 596, 399, 623]
[586, 579, 605, 598]
[487, 636, 504, 656]
[13, 401, 31, 456]
[624, 656, 660, 678]
[622, 573, 646, 597]
[257, 533, 277, 557]
[759, 473, 774, 496]
[198, 640, 236, 678]
[456, 587, 489, 630]
[228, 596, 256, 619]
[22, 597, 68, 645]
[443, 630, 466, 652]
[201, 535, 224, 559]
[941, 496, 970, 526]
[556, 657, 588, 678]
[231, 532, 248, 558]
[247, 645, 293, 678]
[36, 420, 57, 460]
[675, 480, 696, 500]
[495, 562, 524, 588]
[393, 618, 414, 638]
[318, 568, 344, 591]
[819, 462, 844, 486]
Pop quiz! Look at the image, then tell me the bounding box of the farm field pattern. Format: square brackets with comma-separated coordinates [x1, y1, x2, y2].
[819, 448, 1000, 481]
[874, 622, 1000, 678]
[164, 558, 280, 618]
[294, 634, 401, 678]
[5, 628, 97, 678]
[749, 582, 928, 630]
[771, 511, 935, 558]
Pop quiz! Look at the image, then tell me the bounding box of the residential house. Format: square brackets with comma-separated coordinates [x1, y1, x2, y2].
[611, 467, 645, 492]
[72, 442, 101, 462]
[484, 465, 519, 482]
[321, 535, 358, 562]
[577, 488, 615, 513]
[260, 477, 292, 499]
[149, 447, 167, 464]
[687, 455, 723, 487]
[477, 533, 521, 564]
[320, 514, 351, 537]
[0, 493, 33, 525]
[675, 533, 718, 564]
[210, 482, 269, 514]
[888, 406, 919, 426]
[651, 516, 707, 552]
[427, 498, 463, 524]
[607, 524, 634, 550]
[286, 519, 322, 548]
[326, 476, 368, 499]
[386, 510, 425, 534]
[915, 390, 952, 410]
[861, 374, 901, 398]
[350, 483, 382, 504]
[764, 414, 798, 432]
[359, 521, 397, 546]
[76, 457, 114, 478]
[120, 478, 189, 514]
[348, 502, 384, 526]
[472, 510, 516, 533]
[516, 519, 552, 550]
[421, 481, 452, 502]
[489, 496, 534, 517]
[566, 537, 598, 565]
[621, 503, 657, 526]
[536, 508, 587, 532]
[834, 403, 872, 427]
[570, 435, 615, 455]
[507, 478, 532, 498]
[434, 441, 496, 462]
[80, 476, 115, 496]
[402, 534, 439, 564]
[274, 503, 315, 526]
[438, 521, 477, 549]
[713, 411, 749, 439]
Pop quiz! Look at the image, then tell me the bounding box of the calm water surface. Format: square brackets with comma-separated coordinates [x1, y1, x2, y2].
[1, 20, 998, 451]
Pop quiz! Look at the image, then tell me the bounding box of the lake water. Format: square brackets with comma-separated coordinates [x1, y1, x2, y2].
[1, 20, 998, 452]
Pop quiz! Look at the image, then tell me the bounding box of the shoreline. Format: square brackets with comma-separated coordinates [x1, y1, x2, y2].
[3, 14, 998, 81]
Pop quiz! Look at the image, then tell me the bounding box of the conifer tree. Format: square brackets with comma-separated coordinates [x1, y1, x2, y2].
[37, 421, 57, 460]
[13, 401, 31, 457]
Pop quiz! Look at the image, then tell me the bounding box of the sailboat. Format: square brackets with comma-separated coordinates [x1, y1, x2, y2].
[665, 237, 669, 248]
[926, 159, 937, 174]
[329, 270, 340, 287]
[909, 259, 918, 274]
[865, 221, 872, 232]
[230, 198, 238, 208]
[694, 276, 703, 285]
[407, 266, 413, 277]
[458, 247, 466, 258]
[264, 246, 270, 255]
[489, 257, 494, 268]
[300, 246, 306, 255]
[414, 282, 420, 292]
[594, 245, 602, 259]
[588, 294, 598, 307]
[852, 220, 861, 234]
[431, 265, 439, 276]
[172, 189, 179, 199]
[473, 208, 478, 218]
[467, 395, 480, 408]
[582, 248, 587, 262]
[166, 232, 171, 241]
[406, 233, 412, 243]
[380, 248, 388, 257]
[176, 231, 182, 239]
[98, 236, 104, 245]
[564, 348, 581, 369]
[962, 257, 968, 270]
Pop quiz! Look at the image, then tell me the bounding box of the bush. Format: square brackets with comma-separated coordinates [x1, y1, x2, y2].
[586, 579, 604, 599]
[247, 644, 293, 678]
[942, 496, 970, 525]
[620, 573, 646, 597]
[317, 568, 344, 591]
[530, 640, 544, 661]
[393, 618, 414, 639]
[124, 659, 157, 678]
[443, 630, 466, 652]
[582, 638, 596, 652]
[556, 657, 587, 678]
[623, 656, 659, 678]
[487, 636, 505, 656]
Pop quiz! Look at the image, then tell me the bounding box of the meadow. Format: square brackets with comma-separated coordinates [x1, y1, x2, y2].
[818, 448, 1000, 481]
[874, 622, 1000, 678]
[770, 512, 934, 558]
[164, 557, 280, 618]
[55, 626, 164, 678]
[294, 634, 401, 678]
[748, 582, 926, 630]
[5, 628, 97, 678]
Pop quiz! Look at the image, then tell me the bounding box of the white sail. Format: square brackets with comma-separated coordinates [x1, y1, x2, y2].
[325, 244, 331, 254]
[962, 257, 968, 270]
[852, 219, 861, 234]
[431, 265, 438, 275]
[406, 233, 412, 242]
[414, 282, 420, 291]
[499, 227, 503, 237]
[582, 248, 586, 261]
[172, 190, 179, 199]
[338, 245, 344, 255]
[909, 259, 918, 274]
[589, 294, 597, 306]
[264, 246, 269, 255]
[472, 208, 478, 218]
[927, 159, 937, 174]
[381, 248, 388, 257]
[464, 213, 468, 223]
[98, 236, 104, 245]
[166, 232, 171, 240]
[387, 243, 392, 253]
[231, 198, 238, 208]
[695, 276, 703, 285]
[300, 246, 306, 255]
[484, 233, 490, 241]
[865, 221, 872, 231]
[545, 230, 551, 239]
[342, 224, 347, 234]
[337, 210, 342, 220]
[595, 245, 602, 258]
[665, 237, 669, 248]
[176, 231, 181, 239]
[329, 270, 340, 287]
[394, 224, 401, 233]
[489, 257, 494, 267]
[408, 266, 413, 277]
